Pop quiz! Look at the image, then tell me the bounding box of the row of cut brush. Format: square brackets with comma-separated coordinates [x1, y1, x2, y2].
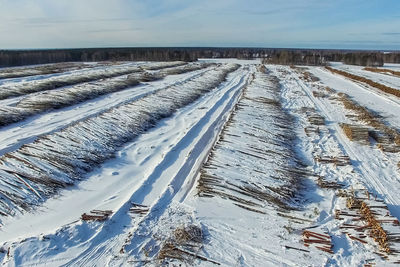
[0, 62, 108, 80]
[0, 61, 186, 100]
[0, 73, 146, 127]
[0, 63, 211, 127]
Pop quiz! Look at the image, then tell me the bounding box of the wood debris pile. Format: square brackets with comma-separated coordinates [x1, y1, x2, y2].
[308, 114, 325, 126]
[312, 91, 328, 98]
[158, 225, 220, 265]
[302, 230, 333, 254]
[314, 155, 351, 166]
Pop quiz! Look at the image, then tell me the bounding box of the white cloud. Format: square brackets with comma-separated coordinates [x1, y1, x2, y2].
[0, 0, 398, 49]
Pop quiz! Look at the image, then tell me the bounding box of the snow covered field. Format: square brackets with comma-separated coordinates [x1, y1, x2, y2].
[0, 60, 400, 266]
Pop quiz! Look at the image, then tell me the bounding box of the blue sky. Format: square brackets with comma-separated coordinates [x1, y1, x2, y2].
[0, 0, 399, 50]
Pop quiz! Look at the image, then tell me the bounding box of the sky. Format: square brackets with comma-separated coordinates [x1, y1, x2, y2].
[0, 0, 399, 50]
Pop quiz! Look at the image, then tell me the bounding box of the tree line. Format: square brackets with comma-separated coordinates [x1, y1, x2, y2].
[0, 47, 399, 67]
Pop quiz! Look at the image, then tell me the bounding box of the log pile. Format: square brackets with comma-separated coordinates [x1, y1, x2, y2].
[302, 108, 328, 137]
[337, 93, 400, 151]
[304, 126, 320, 136]
[369, 131, 400, 153]
[325, 87, 336, 93]
[196, 73, 308, 212]
[308, 114, 325, 126]
[336, 189, 400, 262]
[369, 130, 392, 144]
[376, 143, 400, 153]
[315, 155, 351, 166]
[317, 176, 345, 189]
[129, 202, 149, 216]
[300, 71, 320, 82]
[81, 210, 113, 221]
[340, 123, 370, 144]
[312, 91, 328, 98]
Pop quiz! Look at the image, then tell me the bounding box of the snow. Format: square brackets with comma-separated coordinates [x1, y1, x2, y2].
[0, 60, 400, 266]
[382, 63, 400, 71]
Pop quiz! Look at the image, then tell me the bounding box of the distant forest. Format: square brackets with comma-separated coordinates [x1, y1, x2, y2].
[0, 47, 399, 67]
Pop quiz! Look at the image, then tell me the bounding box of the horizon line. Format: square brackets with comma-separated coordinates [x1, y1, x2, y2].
[1, 46, 399, 52]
